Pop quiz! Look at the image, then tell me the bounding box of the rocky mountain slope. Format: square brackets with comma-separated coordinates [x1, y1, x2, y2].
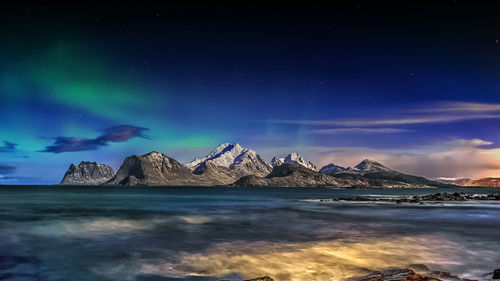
[232, 164, 365, 187]
[106, 152, 195, 186]
[105, 151, 235, 186]
[185, 143, 271, 177]
[60, 161, 115, 185]
[192, 161, 239, 185]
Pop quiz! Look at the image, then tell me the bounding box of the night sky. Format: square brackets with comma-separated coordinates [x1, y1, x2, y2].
[2, 2, 500, 184]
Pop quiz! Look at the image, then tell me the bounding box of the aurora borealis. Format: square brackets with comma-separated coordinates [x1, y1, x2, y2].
[2, 2, 500, 184]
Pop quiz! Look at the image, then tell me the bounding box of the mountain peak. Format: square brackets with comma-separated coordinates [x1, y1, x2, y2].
[213, 142, 242, 151]
[143, 151, 164, 157]
[142, 151, 167, 162]
[360, 159, 377, 164]
[354, 159, 392, 173]
[214, 142, 234, 151]
[78, 161, 97, 165]
[319, 163, 346, 175]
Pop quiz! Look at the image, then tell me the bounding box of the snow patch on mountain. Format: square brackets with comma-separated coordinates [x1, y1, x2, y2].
[271, 157, 284, 167]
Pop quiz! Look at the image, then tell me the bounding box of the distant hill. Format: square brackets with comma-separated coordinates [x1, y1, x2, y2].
[437, 177, 500, 187]
[329, 159, 451, 188]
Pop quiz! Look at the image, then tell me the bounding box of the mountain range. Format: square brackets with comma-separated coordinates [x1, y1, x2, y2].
[59, 142, 461, 188]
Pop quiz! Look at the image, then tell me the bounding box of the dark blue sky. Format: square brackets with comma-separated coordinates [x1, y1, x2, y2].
[2, 2, 500, 184]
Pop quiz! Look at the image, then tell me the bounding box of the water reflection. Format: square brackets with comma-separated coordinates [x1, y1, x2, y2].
[139, 235, 469, 281]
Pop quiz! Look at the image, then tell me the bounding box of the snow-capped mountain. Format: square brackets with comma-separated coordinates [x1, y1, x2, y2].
[185, 143, 244, 170]
[284, 152, 317, 171]
[185, 143, 272, 177]
[271, 152, 317, 171]
[319, 163, 346, 175]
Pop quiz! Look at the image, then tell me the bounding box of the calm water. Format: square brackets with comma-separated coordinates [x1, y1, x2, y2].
[0, 186, 499, 281]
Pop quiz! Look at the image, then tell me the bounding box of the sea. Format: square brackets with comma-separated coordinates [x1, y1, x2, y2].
[0, 186, 499, 281]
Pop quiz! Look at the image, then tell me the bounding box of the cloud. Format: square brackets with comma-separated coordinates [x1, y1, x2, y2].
[447, 138, 493, 147]
[266, 101, 500, 127]
[311, 128, 412, 135]
[418, 101, 500, 113]
[0, 165, 18, 183]
[268, 114, 500, 127]
[98, 125, 150, 142]
[41, 125, 149, 153]
[0, 164, 16, 175]
[0, 141, 17, 153]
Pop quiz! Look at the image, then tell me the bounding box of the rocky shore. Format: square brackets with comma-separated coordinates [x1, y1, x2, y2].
[348, 267, 474, 281]
[220, 277, 274, 281]
[335, 192, 500, 204]
[236, 266, 500, 281]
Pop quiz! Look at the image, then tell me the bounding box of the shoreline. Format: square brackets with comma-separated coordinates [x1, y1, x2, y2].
[335, 192, 500, 203]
